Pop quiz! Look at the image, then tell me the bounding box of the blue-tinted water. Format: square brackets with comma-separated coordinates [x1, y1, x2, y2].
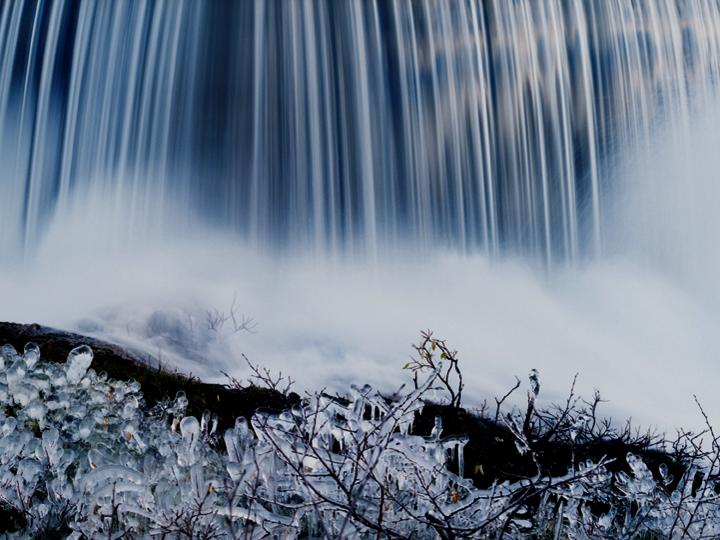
[2, 0, 719, 261]
[2, 1, 720, 429]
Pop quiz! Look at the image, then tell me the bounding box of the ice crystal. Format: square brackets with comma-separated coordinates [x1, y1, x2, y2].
[0, 343, 716, 538]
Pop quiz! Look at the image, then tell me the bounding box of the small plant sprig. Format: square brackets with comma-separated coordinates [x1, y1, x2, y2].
[404, 330, 464, 408]
[223, 353, 295, 396]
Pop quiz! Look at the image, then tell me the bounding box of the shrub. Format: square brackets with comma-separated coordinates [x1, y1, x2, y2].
[0, 337, 716, 538]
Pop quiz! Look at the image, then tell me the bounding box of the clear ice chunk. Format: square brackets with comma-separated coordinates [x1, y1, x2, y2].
[23, 342, 40, 369]
[65, 345, 94, 384]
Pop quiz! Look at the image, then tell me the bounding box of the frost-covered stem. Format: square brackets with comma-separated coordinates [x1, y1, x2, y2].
[239, 456, 263, 540]
[672, 396, 720, 538]
[494, 376, 521, 423]
[253, 414, 405, 539]
[537, 374, 579, 447]
[553, 499, 564, 540]
[13, 481, 27, 522]
[477, 463, 611, 536]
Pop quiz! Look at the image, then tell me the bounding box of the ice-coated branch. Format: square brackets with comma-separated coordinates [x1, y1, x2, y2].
[0, 339, 717, 538]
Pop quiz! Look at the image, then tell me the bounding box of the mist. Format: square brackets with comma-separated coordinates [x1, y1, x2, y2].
[3, 99, 720, 433]
[3, 24, 720, 434]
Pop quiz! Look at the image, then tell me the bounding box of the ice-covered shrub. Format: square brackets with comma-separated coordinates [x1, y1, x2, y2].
[0, 342, 717, 538]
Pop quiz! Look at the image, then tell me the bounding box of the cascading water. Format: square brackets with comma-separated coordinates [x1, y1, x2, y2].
[2, 0, 720, 261]
[2, 0, 720, 430]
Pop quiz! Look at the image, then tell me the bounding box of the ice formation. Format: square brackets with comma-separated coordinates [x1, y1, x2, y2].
[0, 344, 716, 538]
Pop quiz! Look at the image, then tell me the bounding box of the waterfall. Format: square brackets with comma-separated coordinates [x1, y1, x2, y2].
[1, 0, 720, 261]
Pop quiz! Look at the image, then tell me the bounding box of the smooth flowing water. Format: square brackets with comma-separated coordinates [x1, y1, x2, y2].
[2, 0, 720, 428]
[4, 0, 720, 259]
